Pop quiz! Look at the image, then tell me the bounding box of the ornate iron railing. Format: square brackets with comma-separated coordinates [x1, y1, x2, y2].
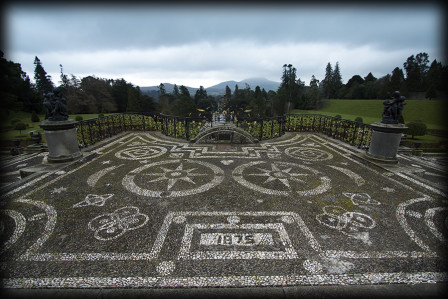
[235, 115, 286, 141]
[75, 113, 208, 147]
[159, 113, 207, 140]
[75, 112, 372, 149]
[285, 114, 372, 148]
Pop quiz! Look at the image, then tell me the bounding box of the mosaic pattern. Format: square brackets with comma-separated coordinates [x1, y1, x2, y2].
[115, 145, 167, 160]
[0, 132, 446, 288]
[88, 206, 149, 241]
[316, 206, 376, 245]
[122, 159, 224, 198]
[233, 161, 331, 196]
[285, 147, 333, 161]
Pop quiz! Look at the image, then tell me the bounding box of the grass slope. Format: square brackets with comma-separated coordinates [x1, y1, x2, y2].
[292, 99, 448, 130]
[0, 112, 111, 142]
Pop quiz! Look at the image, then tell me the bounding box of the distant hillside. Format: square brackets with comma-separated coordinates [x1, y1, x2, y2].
[140, 83, 198, 99]
[206, 78, 280, 95]
[140, 77, 280, 98]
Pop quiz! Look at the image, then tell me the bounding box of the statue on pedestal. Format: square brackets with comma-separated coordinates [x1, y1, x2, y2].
[43, 87, 68, 121]
[381, 91, 406, 124]
[367, 90, 408, 164]
[40, 87, 81, 163]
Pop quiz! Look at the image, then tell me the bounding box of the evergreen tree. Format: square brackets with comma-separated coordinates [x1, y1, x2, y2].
[320, 62, 343, 99]
[426, 59, 443, 91]
[59, 64, 69, 91]
[253, 85, 265, 116]
[33, 56, 54, 94]
[126, 85, 140, 112]
[273, 87, 288, 115]
[278, 64, 300, 111]
[375, 74, 391, 99]
[364, 72, 377, 82]
[307, 75, 323, 109]
[1, 52, 42, 114]
[261, 88, 268, 99]
[179, 85, 191, 98]
[158, 83, 166, 95]
[225, 85, 232, 99]
[194, 86, 208, 104]
[310, 75, 319, 88]
[173, 84, 179, 96]
[363, 72, 377, 99]
[332, 62, 343, 96]
[389, 67, 405, 92]
[321, 62, 333, 98]
[111, 78, 130, 112]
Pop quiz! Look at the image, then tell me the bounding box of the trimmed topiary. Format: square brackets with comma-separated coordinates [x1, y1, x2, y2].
[406, 120, 427, 139]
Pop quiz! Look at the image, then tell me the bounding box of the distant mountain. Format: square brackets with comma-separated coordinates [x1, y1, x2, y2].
[140, 83, 198, 98]
[206, 78, 280, 95]
[139, 77, 280, 98]
[204, 80, 239, 95]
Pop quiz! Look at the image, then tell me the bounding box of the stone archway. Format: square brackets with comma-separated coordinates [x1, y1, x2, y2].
[191, 125, 258, 144]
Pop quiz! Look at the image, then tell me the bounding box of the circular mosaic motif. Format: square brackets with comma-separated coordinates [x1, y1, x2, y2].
[232, 161, 331, 196]
[115, 146, 167, 160]
[0, 209, 26, 255]
[123, 159, 224, 198]
[397, 197, 448, 252]
[0, 199, 56, 259]
[285, 147, 333, 161]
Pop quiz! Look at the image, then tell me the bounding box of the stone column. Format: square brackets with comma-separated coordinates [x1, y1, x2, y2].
[365, 122, 407, 164]
[40, 119, 82, 163]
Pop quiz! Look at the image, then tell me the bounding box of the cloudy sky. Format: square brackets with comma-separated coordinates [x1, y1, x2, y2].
[3, 2, 444, 88]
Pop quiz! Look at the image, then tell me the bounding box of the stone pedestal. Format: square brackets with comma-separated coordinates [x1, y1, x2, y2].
[365, 122, 407, 164]
[40, 119, 82, 163]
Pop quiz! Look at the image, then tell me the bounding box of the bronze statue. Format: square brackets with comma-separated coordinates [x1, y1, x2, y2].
[43, 87, 68, 121]
[381, 91, 406, 124]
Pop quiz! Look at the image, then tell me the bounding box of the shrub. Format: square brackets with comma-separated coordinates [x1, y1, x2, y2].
[406, 120, 427, 139]
[334, 115, 342, 119]
[14, 122, 27, 135]
[75, 115, 83, 121]
[354, 117, 363, 123]
[31, 111, 40, 122]
[98, 113, 105, 118]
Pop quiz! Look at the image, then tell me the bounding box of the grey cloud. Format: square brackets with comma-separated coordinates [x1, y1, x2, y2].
[5, 3, 441, 53]
[3, 3, 443, 88]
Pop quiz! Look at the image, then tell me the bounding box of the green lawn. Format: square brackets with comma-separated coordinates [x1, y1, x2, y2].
[2, 102, 447, 151]
[292, 99, 448, 130]
[0, 111, 112, 142]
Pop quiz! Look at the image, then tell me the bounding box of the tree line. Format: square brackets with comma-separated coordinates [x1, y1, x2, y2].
[319, 52, 447, 100]
[1, 51, 446, 121]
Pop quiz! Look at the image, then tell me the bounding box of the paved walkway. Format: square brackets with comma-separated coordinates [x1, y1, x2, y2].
[0, 131, 447, 295]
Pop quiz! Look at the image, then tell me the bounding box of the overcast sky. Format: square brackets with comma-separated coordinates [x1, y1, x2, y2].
[3, 2, 445, 88]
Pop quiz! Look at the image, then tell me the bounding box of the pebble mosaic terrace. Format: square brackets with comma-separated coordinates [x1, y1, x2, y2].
[0, 131, 447, 288]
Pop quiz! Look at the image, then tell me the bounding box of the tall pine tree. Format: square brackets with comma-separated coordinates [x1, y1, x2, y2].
[33, 56, 54, 94]
[321, 62, 333, 98]
[126, 85, 140, 112]
[389, 67, 405, 93]
[332, 62, 343, 97]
